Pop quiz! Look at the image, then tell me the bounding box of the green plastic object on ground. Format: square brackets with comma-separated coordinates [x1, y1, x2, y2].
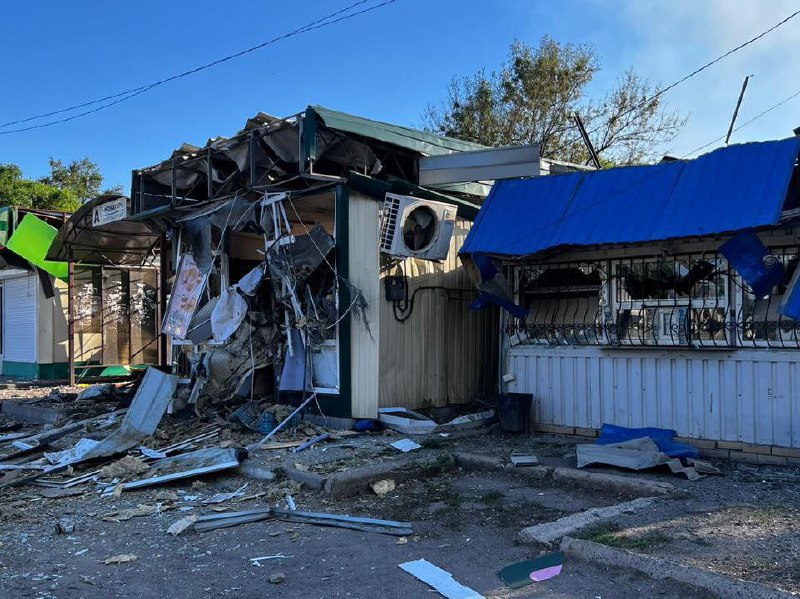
[5, 213, 68, 280]
[498, 552, 564, 589]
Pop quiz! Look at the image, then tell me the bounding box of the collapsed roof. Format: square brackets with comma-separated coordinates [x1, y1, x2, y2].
[132, 105, 488, 219]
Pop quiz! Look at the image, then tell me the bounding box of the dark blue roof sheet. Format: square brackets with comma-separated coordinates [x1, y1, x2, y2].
[461, 137, 800, 258]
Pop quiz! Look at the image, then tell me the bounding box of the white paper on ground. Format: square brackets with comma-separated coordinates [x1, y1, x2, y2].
[391, 439, 422, 453]
[399, 559, 484, 599]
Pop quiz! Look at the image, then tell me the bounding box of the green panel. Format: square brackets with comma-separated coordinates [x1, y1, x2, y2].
[38, 362, 69, 380]
[2, 361, 40, 378]
[310, 106, 487, 157]
[2, 361, 69, 380]
[5, 214, 68, 279]
[0, 206, 11, 247]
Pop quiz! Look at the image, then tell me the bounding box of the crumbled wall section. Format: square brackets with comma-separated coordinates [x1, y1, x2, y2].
[533, 423, 800, 466]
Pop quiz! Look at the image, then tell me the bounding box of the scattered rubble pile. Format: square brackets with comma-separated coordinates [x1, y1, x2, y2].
[0, 373, 355, 495]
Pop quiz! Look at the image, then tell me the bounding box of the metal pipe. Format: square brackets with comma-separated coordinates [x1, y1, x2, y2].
[67, 260, 76, 386]
[158, 233, 169, 370]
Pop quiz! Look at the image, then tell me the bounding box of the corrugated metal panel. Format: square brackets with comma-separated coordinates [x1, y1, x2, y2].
[311, 106, 487, 156]
[378, 218, 498, 408]
[348, 192, 381, 418]
[2, 274, 38, 363]
[505, 346, 800, 448]
[462, 137, 800, 257]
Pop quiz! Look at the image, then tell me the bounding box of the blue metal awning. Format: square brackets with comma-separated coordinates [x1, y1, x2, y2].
[461, 138, 800, 258]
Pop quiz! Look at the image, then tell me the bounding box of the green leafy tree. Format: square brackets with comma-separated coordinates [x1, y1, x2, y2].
[41, 157, 103, 203]
[0, 164, 79, 211]
[424, 37, 686, 165]
[0, 158, 117, 212]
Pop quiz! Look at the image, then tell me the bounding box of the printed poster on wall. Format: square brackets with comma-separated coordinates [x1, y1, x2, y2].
[161, 254, 207, 339]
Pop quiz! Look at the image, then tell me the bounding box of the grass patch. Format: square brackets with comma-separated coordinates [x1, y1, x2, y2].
[480, 491, 504, 505]
[580, 523, 671, 551]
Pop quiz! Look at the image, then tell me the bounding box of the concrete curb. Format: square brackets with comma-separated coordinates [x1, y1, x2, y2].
[561, 536, 792, 599]
[281, 467, 327, 491]
[453, 451, 677, 496]
[551, 467, 677, 496]
[518, 497, 659, 545]
[323, 454, 455, 497]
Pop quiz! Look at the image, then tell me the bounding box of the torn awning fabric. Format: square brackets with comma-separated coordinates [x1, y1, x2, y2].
[460, 138, 800, 259]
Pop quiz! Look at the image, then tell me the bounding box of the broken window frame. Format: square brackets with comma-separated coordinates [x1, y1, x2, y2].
[506, 246, 800, 350]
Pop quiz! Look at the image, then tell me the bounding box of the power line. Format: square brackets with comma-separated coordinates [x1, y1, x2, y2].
[587, 8, 800, 137]
[685, 87, 800, 156]
[0, 0, 397, 134]
[546, 8, 800, 141]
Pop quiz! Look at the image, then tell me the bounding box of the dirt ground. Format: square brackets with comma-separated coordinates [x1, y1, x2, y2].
[1, 389, 798, 598]
[0, 468, 712, 599]
[576, 461, 800, 595]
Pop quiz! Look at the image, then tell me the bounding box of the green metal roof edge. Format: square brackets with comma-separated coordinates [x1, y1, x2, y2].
[309, 105, 487, 156]
[346, 172, 479, 221]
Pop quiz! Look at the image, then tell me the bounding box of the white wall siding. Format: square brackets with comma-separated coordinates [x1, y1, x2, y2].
[505, 346, 800, 448]
[2, 274, 38, 363]
[348, 191, 380, 419]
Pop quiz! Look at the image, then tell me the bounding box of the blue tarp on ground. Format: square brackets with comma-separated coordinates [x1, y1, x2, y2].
[461, 137, 800, 258]
[595, 423, 700, 459]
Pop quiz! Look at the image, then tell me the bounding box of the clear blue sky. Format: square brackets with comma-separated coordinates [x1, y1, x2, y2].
[2, 0, 799, 192]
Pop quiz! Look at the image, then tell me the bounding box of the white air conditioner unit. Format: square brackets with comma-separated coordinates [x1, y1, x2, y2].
[379, 193, 457, 261]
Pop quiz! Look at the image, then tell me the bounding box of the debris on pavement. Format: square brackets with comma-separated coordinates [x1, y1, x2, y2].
[101, 504, 159, 523]
[55, 517, 76, 534]
[250, 554, 292, 566]
[498, 552, 564, 588]
[391, 439, 422, 453]
[268, 572, 286, 584]
[399, 559, 484, 599]
[193, 507, 413, 536]
[291, 433, 331, 453]
[122, 447, 247, 490]
[510, 454, 539, 467]
[379, 408, 438, 435]
[595, 424, 700, 459]
[576, 436, 715, 480]
[167, 515, 198, 536]
[371, 479, 396, 496]
[98, 455, 150, 480]
[202, 483, 249, 504]
[103, 554, 138, 565]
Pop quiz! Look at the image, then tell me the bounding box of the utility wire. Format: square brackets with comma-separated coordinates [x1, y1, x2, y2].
[685, 87, 800, 156]
[545, 8, 800, 141]
[0, 0, 397, 134]
[586, 8, 800, 137]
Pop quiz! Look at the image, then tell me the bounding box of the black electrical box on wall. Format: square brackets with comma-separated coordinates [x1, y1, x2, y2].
[384, 276, 407, 301]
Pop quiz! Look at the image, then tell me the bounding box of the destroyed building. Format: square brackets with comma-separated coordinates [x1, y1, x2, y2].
[58, 106, 501, 418]
[461, 137, 800, 452]
[46, 195, 163, 380]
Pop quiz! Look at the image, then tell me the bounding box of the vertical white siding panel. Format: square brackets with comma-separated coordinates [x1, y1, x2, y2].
[2, 274, 38, 363]
[615, 358, 629, 427]
[719, 360, 736, 441]
[629, 357, 644, 427]
[349, 193, 380, 418]
[753, 361, 772, 445]
[773, 362, 791, 447]
[575, 357, 588, 428]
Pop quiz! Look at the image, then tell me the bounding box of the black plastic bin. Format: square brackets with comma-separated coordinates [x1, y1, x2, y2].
[497, 393, 532, 433]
